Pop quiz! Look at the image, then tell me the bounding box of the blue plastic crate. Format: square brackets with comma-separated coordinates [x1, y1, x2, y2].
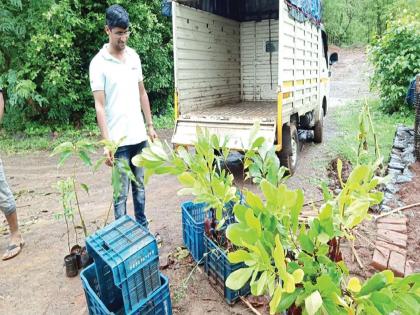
[181, 195, 243, 264]
[130, 271, 172, 315]
[80, 263, 123, 315]
[81, 263, 172, 315]
[86, 215, 160, 313]
[181, 201, 207, 263]
[203, 235, 250, 304]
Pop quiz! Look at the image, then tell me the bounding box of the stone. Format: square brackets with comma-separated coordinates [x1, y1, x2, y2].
[377, 217, 407, 225]
[380, 205, 392, 212]
[384, 192, 395, 200]
[388, 161, 405, 171]
[390, 154, 403, 163]
[403, 168, 413, 177]
[385, 184, 398, 194]
[387, 168, 402, 176]
[375, 241, 406, 255]
[371, 246, 390, 271]
[388, 251, 406, 277]
[402, 155, 415, 165]
[393, 140, 405, 151]
[391, 148, 402, 155]
[377, 223, 407, 233]
[396, 175, 412, 184]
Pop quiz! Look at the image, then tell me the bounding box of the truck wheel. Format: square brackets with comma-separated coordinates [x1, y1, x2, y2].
[314, 108, 324, 143]
[278, 123, 299, 175]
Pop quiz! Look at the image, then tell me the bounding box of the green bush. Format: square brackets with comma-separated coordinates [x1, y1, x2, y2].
[369, 4, 420, 113]
[0, 0, 173, 132]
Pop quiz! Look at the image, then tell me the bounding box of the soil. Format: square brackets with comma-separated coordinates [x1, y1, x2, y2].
[0, 47, 393, 315]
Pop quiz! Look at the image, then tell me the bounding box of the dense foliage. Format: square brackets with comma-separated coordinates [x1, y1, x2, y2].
[0, 0, 173, 131]
[322, 0, 394, 45]
[369, 1, 420, 113]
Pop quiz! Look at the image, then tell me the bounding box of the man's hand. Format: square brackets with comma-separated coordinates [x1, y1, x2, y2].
[147, 125, 158, 142]
[104, 147, 114, 167]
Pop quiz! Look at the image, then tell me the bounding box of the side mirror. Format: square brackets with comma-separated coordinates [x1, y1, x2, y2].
[329, 52, 338, 65]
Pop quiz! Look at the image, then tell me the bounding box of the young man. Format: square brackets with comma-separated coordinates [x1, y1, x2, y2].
[89, 4, 157, 228]
[0, 88, 24, 260]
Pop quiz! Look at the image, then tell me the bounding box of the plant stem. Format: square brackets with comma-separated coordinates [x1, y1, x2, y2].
[64, 213, 71, 254]
[103, 199, 114, 228]
[71, 213, 79, 245]
[72, 178, 88, 237]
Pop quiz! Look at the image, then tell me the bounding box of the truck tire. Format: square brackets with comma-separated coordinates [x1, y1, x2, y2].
[314, 108, 324, 143]
[278, 123, 299, 175]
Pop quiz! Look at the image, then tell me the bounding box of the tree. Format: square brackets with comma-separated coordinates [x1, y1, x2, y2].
[0, 0, 173, 131]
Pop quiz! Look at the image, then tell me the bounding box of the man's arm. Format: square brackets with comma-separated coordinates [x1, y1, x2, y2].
[93, 90, 113, 166]
[138, 81, 158, 141]
[0, 91, 4, 123]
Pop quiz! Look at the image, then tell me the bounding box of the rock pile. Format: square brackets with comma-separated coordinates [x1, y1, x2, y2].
[381, 125, 416, 212]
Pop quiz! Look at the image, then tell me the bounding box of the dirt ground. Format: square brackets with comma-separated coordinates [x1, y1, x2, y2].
[0, 47, 376, 315]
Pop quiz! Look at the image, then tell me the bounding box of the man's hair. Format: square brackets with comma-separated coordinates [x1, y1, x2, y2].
[106, 4, 129, 29]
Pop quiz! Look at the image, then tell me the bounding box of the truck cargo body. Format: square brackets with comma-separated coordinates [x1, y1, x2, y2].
[171, 0, 334, 172]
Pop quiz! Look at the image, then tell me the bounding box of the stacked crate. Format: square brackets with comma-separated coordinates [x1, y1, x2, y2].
[81, 215, 172, 315]
[181, 197, 250, 304]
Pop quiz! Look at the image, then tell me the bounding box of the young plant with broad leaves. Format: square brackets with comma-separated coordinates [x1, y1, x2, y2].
[133, 124, 419, 314]
[97, 138, 139, 227]
[52, 140, 96, 237]
[52, 138, 138, 238]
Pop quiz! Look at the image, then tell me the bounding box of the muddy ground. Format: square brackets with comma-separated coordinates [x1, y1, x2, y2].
[0, 47, 377, 315]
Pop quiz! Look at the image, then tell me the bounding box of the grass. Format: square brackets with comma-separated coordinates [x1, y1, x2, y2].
[0, 111, 175, 154]
[329, 98, 415, 164]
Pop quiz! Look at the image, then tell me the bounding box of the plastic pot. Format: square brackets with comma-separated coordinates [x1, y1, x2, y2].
[70, 244, 82, 269]
[64, 253, 78, 277]
[80, 246, 93, 269]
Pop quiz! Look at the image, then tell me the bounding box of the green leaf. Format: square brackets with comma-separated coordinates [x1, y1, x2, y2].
[245, 208, 261, 235]
[260, 179, 278, 203]
[273, 234, 286, 277]
[305, 290, 323, 315]
[277, 288, 302, 312]
[256, 271, 268, 296]
[292, 269, 304, 283]
[93, 157, 107, 172]
[177, 172, 195, 187]
[227, 250, 253, 264]
[347, 277, 361, 292]
[290, 189, 304, 233]
[269, 285, 282, 315]
[51, 142, 73, 156]
[245, 191, 264, 211]
[226, 267, 253, 290]
[298, 231, 314, 254]
[358, 272, 387, 296]
[284, 272, 296, 293]
[80, 183, 89, 195]
[111, 166, 122, 199]
[78, 150, 92, 167]
[57, 150, 72, 167]
[226, 223, 257, 246]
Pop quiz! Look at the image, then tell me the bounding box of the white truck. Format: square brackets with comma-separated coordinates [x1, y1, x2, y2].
[170, 0, 338, 173]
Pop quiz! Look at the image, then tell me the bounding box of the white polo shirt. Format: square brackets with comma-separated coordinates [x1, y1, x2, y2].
[89, 44, 147, 146]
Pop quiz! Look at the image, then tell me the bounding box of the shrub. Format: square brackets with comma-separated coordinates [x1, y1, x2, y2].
[369, 5, 420, 113]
